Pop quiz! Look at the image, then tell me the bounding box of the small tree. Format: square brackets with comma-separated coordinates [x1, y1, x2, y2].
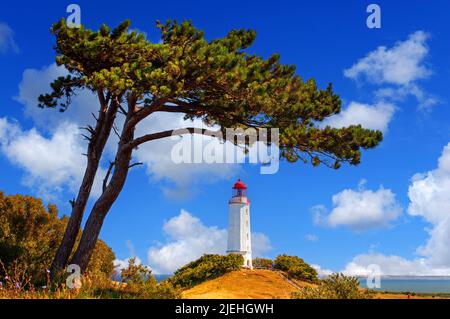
[120, 257, 155, 286]
[40, 19, 383, 274]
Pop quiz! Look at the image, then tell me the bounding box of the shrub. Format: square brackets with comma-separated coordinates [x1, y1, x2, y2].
[169, 254, 244, 289]
[274, 254, 318, 282]
[292, 273, 375, 299]
[253, 258, 273, 269]
[0, 191, 115, 286]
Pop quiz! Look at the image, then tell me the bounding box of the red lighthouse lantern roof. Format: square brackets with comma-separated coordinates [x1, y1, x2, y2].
[232, 179, 247, 190]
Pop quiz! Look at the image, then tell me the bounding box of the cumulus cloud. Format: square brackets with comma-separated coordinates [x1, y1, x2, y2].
[324, 101, 395, 132]
[0, 118, 104, 200]
[15, 63, 98, 131]
[0, 22, 18, 54]
[375, 84, 438, 110]
[344, 31, 436, 110]
[408, 142, 450, 266]
[313, 181, 402, 231]
[341, 143, 450, 276]
[342, 253, 450, 276]
[344, 31, 431, 85]
[147, 210, 272, 274]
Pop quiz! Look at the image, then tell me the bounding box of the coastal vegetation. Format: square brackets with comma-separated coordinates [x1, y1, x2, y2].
[274, 254, 318, 283]
[168, 254, 244, 289]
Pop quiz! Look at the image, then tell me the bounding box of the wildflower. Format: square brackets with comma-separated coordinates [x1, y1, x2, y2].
[15, 283, 20, 289]
[42, 285, 47, 289]
[46, 269, 51, 273]
[4, 276, 8, 280]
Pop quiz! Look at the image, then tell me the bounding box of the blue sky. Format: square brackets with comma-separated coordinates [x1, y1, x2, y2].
[1, 0, 450, 275]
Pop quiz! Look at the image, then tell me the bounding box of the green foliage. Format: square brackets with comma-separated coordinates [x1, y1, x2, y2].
[40, 18, 382, 169]
[0, 191, 115, 285]
[120, 257, 155, 285]
[169, 254, 244, 289]
[274, 254, 318, 282]
[292, 273, 375, 299]
[253, 257, 273, 269]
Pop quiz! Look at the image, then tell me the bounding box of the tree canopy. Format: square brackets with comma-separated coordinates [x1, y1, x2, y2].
[40, 19, 382, 168]
[0, 191, 115, 285]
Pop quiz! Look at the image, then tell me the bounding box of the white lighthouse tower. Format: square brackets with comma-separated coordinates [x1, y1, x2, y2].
[227, 179, 252, 269]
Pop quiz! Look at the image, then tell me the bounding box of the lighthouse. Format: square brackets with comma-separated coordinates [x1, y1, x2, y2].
[227, 179, 252, 269]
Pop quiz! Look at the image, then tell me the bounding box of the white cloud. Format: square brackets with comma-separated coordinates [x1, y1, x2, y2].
[341, 143, 450, 276]
[312, 264, 333, 277]
[147, 210, 272, 274]
[0, 22, 18, 54]
[313, 181, 402, 231]
[15, 63, 98, 131]
[0, 118, 103, 200]
[342, 253, 450, 276]
[324, 101, 395, 132]
[134, 114, 241, 199]
[344, 31, 431, 85]
[375, 85, 438, 110]
[344, 31, 436, 111]
[408, 142, 450, 266]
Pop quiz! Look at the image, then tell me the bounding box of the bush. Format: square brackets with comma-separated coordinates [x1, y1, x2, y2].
[292, 273, 375, 299]
[253, 258, 273, 269]
[0, 191, 115, 286]
[274, 254, 318, 282]
[169, 254, 244, 289]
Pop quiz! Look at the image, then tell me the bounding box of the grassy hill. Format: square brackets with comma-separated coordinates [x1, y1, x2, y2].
[182, 269, 313, 299]
[181, 269, 448, 299]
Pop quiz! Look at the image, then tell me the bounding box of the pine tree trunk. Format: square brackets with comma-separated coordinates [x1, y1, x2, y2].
[70, 123, 135, 272]
[51, 95, 119, 275]
[50, 157, 100, 274]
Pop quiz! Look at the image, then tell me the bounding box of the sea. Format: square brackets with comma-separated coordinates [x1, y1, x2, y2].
[358, 276, 450, 293]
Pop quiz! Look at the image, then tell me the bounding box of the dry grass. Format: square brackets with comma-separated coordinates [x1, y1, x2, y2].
[182, 269, 308, 299]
